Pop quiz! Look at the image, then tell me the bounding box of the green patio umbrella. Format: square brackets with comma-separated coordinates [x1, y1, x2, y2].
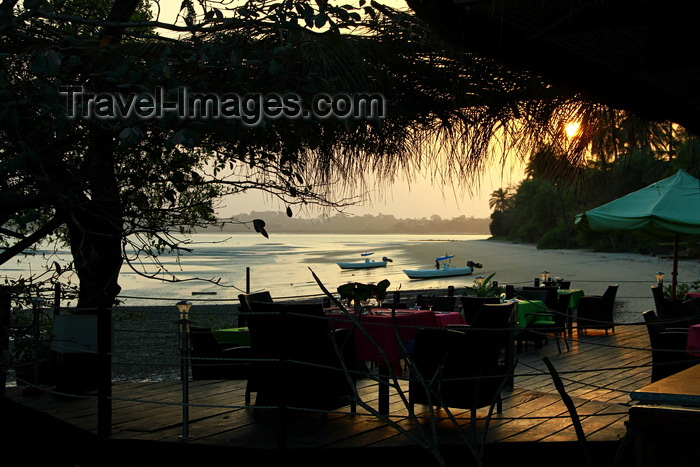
[575, 169, 700, 298]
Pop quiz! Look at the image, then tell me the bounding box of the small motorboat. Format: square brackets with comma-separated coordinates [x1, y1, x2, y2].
[337, 252, 393, 270]
[403, 255, 482, 279]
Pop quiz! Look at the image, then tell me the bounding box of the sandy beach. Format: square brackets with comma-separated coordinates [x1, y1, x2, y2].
[392, 240, 700, 322]
[391, 238, 700, 323]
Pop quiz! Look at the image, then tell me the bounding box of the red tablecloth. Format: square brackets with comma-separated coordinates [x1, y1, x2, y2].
[687, 324, 700, 356]
[326, 309, 465, 374]
[433, 311, 467, 327]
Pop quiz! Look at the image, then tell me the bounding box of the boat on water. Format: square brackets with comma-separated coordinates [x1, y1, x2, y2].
[403, 255, 482, 279]
[337, 252, 393, 270]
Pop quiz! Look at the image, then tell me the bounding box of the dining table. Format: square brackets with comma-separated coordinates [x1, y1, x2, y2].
[211, 311, 467, 350]
[325, 308, 465, 374]
[628, 363, 700, 467]
[325, 308, 466, 414]
[630, 362, 700, 407]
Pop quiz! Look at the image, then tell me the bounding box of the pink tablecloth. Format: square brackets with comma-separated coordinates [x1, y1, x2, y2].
[326, 309, 465, 374]
[687, 324, 700, 356]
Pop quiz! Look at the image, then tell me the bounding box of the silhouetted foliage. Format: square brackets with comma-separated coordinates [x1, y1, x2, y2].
[490, 116, 700, 252]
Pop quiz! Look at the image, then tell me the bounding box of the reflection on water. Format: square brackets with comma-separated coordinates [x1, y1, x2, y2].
[6, 233, 489, 306]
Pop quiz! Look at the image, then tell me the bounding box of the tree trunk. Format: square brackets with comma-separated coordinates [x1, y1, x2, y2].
[68, 212, 123, 311]
[64, 0, 140, 310]
[70, 128, 123, 311]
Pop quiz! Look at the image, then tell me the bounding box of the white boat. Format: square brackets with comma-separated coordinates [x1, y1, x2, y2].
[337, 252, 393, 270]
[403, 256, 482, 279]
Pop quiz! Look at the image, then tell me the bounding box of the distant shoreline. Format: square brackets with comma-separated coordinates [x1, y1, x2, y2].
[196, 211, 492, 235]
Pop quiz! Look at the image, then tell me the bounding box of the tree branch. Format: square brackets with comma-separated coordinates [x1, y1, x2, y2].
[0, 227, 24, 239]
[0, 214, 63, 266]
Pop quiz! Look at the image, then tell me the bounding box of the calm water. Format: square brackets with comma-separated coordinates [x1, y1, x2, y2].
[4, 233, 490, 306]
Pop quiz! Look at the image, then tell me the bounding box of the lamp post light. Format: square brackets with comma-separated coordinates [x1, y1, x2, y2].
[175, 300, 193, 440]
[540, 271, 550, 285]
[655, 272, 665, 287]
[175, 300, 192, 331]
[475, 275, 486, 287]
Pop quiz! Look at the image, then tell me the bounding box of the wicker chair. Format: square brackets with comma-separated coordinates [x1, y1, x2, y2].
[642, 310, 696, 382]
[237, 291, 273, 327]
[189, 325, 253, 404]
[521, 286, 559, 310]
[244, 300, 357, 414]
[408, 326, 514, 421]
[651, 286, 700, 327]
[576, 285, 618, 334]
[468, 302, 517, 388]
[460, 296, 500, 324]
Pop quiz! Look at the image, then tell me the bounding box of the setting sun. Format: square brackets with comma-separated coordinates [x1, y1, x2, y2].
[565, 121, 581, 139]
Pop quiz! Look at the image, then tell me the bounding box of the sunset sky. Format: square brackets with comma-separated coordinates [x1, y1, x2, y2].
[218, 158, 526, 220]
[155, 1, 528, 220]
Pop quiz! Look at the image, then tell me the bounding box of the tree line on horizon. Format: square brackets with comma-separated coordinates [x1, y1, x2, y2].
[206, 211, 491, 235]
[489, 113, 700, 256]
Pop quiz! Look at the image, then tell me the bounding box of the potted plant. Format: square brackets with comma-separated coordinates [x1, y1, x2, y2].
[467, 273, 503, 298]
[663, 279, 700, 299]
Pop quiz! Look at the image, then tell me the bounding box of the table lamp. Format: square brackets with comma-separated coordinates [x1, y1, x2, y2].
[655, 272, 664, 287]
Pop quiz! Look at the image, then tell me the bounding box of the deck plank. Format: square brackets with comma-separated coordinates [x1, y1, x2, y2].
[2, 324, 656, 458]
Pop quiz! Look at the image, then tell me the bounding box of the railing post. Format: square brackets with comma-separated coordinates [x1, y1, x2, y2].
[180, 328, 190, 440]
[53, 282, 61, 316]
[97, 306, 112, 438]
[238, 267, 251, 328]
[278, 305, 288, 450]
[176, 301, 192, 441]
[0, 287, 10, 394]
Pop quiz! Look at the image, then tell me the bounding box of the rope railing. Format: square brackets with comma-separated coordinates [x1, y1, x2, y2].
[3, 299, 686, 361]
[5, 292, 688, 383]
[4, 285, 697, 457]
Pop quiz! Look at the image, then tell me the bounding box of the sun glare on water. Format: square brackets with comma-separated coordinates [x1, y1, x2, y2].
[565, 121, 581, 139]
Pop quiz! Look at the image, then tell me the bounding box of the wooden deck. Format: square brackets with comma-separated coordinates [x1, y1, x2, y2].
[1, 324, 654, 466]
